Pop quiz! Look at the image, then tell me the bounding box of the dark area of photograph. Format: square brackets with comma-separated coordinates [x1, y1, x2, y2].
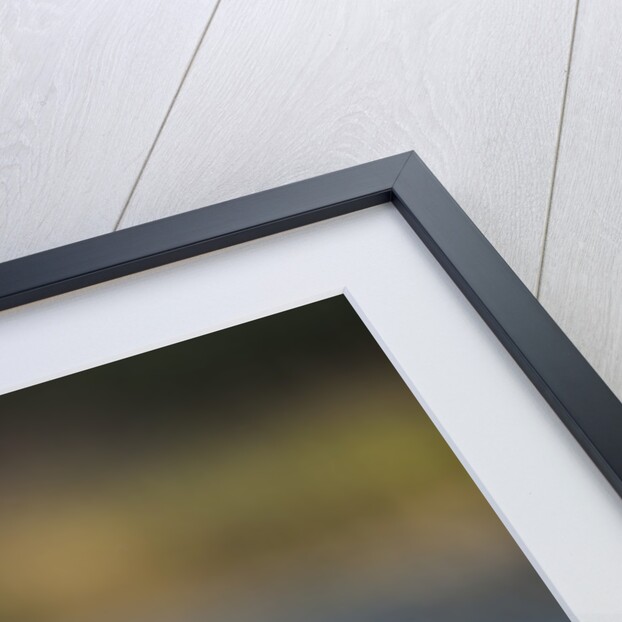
[0, 296, 568, 622]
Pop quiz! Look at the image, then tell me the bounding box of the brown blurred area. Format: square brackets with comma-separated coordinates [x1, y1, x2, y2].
[0, 296, 568, 622]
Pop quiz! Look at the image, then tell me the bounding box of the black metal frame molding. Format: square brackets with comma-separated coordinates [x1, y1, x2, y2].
[1, 151, 621, 498]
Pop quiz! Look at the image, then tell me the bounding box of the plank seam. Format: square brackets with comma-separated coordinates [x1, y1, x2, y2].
[112, 0, 225, 232]
[535, 0, 581, 298]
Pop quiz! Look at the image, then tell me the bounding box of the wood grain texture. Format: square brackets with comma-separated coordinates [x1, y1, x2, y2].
[0, 0, 218, 261]
[120, 0, 576, 290]
[539, 1, 622, 399]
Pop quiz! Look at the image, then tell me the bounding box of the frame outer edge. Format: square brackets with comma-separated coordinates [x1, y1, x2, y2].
[0, 153, 411, 311]
[392, 151, 622, 498]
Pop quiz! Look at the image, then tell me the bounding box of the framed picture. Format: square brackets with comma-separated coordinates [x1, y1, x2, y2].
[1, 152, 620, 621]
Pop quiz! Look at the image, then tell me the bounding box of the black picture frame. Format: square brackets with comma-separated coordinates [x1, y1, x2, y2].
[1, 151, 620, 498]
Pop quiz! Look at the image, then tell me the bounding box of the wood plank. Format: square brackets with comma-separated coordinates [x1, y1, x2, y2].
[539, 0, 622, 399]
[119, 0, 576, 290]
[0, 0, 218, 261]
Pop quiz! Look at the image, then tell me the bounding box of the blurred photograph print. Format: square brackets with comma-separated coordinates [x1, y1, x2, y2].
[0, 296, 568, 622]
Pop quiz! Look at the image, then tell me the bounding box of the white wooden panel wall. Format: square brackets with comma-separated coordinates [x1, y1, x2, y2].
[118, 0, 575, 291]
[0, 0, 218, 261]
[2, 3, 620, 398]
[539, 0, 622, 400]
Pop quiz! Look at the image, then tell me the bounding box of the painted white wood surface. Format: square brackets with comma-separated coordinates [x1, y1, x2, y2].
[539, 1, 622, 401]
[2, 206, 621, 621]
[119, 0, 575, 290]
[0, 0, 218, 262]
